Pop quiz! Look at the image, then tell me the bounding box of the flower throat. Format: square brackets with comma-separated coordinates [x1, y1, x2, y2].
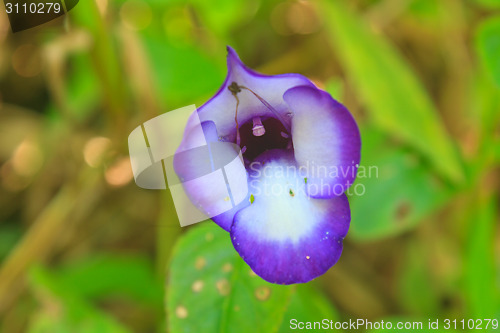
[228, 82, 292, 160]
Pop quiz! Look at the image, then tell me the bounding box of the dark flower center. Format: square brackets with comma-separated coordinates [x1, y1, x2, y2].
[239, 116, 290, 161]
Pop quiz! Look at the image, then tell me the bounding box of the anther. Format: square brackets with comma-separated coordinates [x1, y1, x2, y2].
[252, 117, 265, 136]
[228, 81, 241, 95]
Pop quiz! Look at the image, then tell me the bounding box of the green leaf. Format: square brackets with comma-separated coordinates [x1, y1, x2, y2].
[407, 0, 441, 24]
[27, 265, 132, 333]
[64, 54, 101, 120]
[69, 0, 128, 118]
[397, 240, 440, 315]
[167, 223, 294, 333]
[57, 254, 163, 308]
[349, 128, 452, 240]
[475, 0, 500, 9]
[464, 71, 500, 183]
[324, 77, 344, 101]
[322, 1, 463, 184]
[165, 0, 259, 38]
[495, 139, 500, 163]
[468, 71, 500, 137]
[476, 15, 500, 88]
[45, 54, 101, 122]
[278, 283, 339, 333]
[141, 36, 225, 107]
[464, 197, 499, 318]
[28, 311, 130, 333]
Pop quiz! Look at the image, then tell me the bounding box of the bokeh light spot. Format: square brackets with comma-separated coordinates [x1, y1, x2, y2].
[175, 305, 188, 319]
[105, 157, 133, 187]
[11, 139, 43, 177]
[83, 136, 111, 168]
[120, 0, 152, 31]
[271, 1, 321, 35]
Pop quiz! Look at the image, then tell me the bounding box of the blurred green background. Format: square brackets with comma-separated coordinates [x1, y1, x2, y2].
[0, 0, 499, 332]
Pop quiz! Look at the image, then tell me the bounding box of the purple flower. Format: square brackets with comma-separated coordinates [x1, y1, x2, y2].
[175, 47, 361, 284]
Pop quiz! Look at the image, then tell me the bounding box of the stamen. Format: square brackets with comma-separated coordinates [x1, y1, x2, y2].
[229, 82, 291, 133]
[228, 83, 242, 146]
[241, 146, 247, 154]
[280, 131, 289, 138]
[252, 117, 265, 136]
[228, 82, 241, 95]
[235, 98, 241, 146]
[241, 85, 291, 133]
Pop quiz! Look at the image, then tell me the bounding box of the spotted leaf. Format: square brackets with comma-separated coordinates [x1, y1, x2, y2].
[167, 223, 294, 333]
